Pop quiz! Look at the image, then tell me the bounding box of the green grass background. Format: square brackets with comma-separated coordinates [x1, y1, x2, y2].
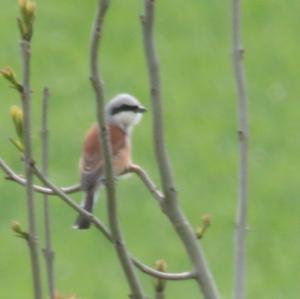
[1, 0, 300, 298]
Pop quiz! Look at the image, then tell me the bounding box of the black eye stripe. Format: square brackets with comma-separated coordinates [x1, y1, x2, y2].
[111, 104, 139, 115]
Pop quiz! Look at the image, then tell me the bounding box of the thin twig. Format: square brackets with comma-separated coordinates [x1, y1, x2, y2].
[126, 164, 164, 204]
[0, 158, 80, 194]
[20, 38, 43, 299]
[232, 0, 249, 298]
[132, 259, 195, 281]
[141, 1, 220, 299]
[41, 87, 55, 299]
[90, 2, 147, 298]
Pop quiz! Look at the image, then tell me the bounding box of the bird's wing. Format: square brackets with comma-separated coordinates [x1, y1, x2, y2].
[81, 123, 102, 173]
[80, 123, 103, 190]
[80, 123, 127, 189]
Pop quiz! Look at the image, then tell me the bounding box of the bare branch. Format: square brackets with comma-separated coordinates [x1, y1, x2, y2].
[141, 1, 220, 298]
[132, 258, 195, 281]
[232, 0, 249, 298]
[89, 1, 147, 298]
[126, 164, 164, 204]
[20, 36, 43, 299]
[41, 87, 55, 299]
[0, 158, 80, 195]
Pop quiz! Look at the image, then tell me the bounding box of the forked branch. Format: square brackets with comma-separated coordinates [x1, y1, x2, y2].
[1, 155, 195, 281]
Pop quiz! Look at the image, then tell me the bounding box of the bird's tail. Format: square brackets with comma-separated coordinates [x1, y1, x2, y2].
[73, 189, 95, 230]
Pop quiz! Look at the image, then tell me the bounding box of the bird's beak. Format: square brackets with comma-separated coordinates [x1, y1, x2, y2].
[138, 106, 147, 113]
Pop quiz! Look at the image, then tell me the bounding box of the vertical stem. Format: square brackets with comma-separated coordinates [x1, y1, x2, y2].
[89, 1, 147, 298]
[20, 39, 43, 299]
[141, 0, 174, 201]
[141, 1, 220, 299]
[41, 87, 55, 299]
[232, 0, 249, 298]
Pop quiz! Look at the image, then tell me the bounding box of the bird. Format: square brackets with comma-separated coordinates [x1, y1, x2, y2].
[73, 93, 146, 229]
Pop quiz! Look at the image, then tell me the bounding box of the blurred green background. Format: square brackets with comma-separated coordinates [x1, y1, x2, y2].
[1, 0, 300, 298]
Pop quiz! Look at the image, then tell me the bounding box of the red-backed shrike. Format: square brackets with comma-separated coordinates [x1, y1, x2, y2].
[73, 93, 146, 229]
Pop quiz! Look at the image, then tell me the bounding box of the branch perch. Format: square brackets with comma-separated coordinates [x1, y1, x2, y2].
[0, 158, 80, 194]
[0, 156, 194, 282]
[0, 159, 161, 201]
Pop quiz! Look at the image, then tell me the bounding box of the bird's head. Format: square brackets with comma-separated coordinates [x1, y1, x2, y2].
[106, 94, 146, 131]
